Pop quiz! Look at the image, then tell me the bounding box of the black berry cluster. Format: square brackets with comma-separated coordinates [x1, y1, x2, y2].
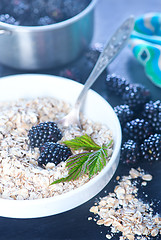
[122, 84, 151, 110]
[141, 134, 161, 162]
[114, 105, 134, 127]
[120, 139, 141, 164]
[106, 74, 130, 96]
[106, 74, 161, 164]
[0, 0, 91, 26]
[0, 14, 18, 25]
[28, 121, 72, 167]
[123, 118, 153, 144]
[28, 121, 62, 148]
[142, 100, 161, 133]
[106, 74, 151, 111]
[59, 44, 106, 83]
[38, 142, 72, 167]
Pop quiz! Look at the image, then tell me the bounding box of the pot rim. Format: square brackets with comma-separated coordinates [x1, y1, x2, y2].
[0, 0, 98, 31]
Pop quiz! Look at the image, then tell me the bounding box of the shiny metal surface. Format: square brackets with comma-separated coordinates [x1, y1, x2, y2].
[0, 0, 97, 70]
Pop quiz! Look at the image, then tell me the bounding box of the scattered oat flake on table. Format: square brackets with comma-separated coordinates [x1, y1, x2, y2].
[106, 234, 112, 239]
[141, 181, 147, 186]
[89, 168, 161, 240]
[141, 174, 153, 181]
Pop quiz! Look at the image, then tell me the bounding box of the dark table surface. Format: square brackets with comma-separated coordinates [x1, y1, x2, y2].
[0, 0, 161, 239]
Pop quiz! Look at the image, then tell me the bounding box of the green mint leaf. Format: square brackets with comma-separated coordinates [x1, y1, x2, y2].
[51, 152, 90, 184]
[66, 152, 91, 173]
[87, 148, 107, 178]
[51, 136, 113, 185]
[62, 134, 101, 151]
[50, 177, 69, 184]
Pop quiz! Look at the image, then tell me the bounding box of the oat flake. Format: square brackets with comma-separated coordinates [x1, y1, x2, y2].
[0, 97, 113, 200]
[89, 168, 161, 240]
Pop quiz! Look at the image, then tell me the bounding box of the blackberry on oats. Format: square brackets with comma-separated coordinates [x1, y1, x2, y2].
[28, 121, 62, 149]
[38, 142, 72, 166]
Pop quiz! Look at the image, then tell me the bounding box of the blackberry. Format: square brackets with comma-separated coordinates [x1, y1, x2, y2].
[46, 0, 64, 23]
[37, 16, 54, 26]
[62, 0, 91, 19]
[141, 134, 161, 162]
[142, 100, 161, 133]
[28, 121, 62, 149]
[123, 118, 153, 144]
[105, 74, 130, 95]
[114, 104, 134, 127]
[0, 0, 91, 26]
[0, 14, 19, 25]
[120, 139, 140, 164]
[122, 84, 151, 110]
[59, 66, 81, 82]
[12, 1, 29, 17]
[38, 142, 72, 166]
[59, 44, 104, 83]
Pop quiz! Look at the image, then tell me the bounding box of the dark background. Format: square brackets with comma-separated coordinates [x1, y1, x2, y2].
[0, 0, 161, 239]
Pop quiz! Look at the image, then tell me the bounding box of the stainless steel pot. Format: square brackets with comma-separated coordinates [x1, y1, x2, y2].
[0, 0, 97, 70]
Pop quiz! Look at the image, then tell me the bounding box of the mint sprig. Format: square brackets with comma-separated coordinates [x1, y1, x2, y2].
[51, 134, 113, 185]
[63, 134, 100, 151]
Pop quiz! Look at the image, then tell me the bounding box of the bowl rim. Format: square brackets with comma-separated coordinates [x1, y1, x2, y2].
[0, 73, 122, 217]
[0, 0, 98, 31]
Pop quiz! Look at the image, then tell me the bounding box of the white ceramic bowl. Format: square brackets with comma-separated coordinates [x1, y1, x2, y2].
[0, 74, 121, 218]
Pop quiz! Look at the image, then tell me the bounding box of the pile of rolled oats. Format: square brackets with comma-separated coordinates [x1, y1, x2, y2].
[0, 97, 113, 200]
[89, 168, 161, 240]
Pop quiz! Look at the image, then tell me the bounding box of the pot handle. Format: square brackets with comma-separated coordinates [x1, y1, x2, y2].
[0, 29, 11, 35]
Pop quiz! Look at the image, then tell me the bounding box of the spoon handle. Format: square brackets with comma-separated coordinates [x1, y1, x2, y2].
[75, 16, 134, 108]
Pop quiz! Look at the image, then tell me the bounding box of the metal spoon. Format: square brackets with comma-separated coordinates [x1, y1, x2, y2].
[58, 16, 134, 128]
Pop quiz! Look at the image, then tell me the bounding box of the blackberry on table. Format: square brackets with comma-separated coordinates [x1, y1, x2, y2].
[120, 139, 140, 164]
[123, 118, 153, 144]
[38, 142, 72, 167]
[28, 121, 62, 149]
[142, 100, 161, 134]
[106, 74, 130, 95]
[59, 66, 81, 82]
[141, 134, 161, 162]
[59, 44, 104, 83]
[114, 104, 134, 127]
[122, 84, 151, 111]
